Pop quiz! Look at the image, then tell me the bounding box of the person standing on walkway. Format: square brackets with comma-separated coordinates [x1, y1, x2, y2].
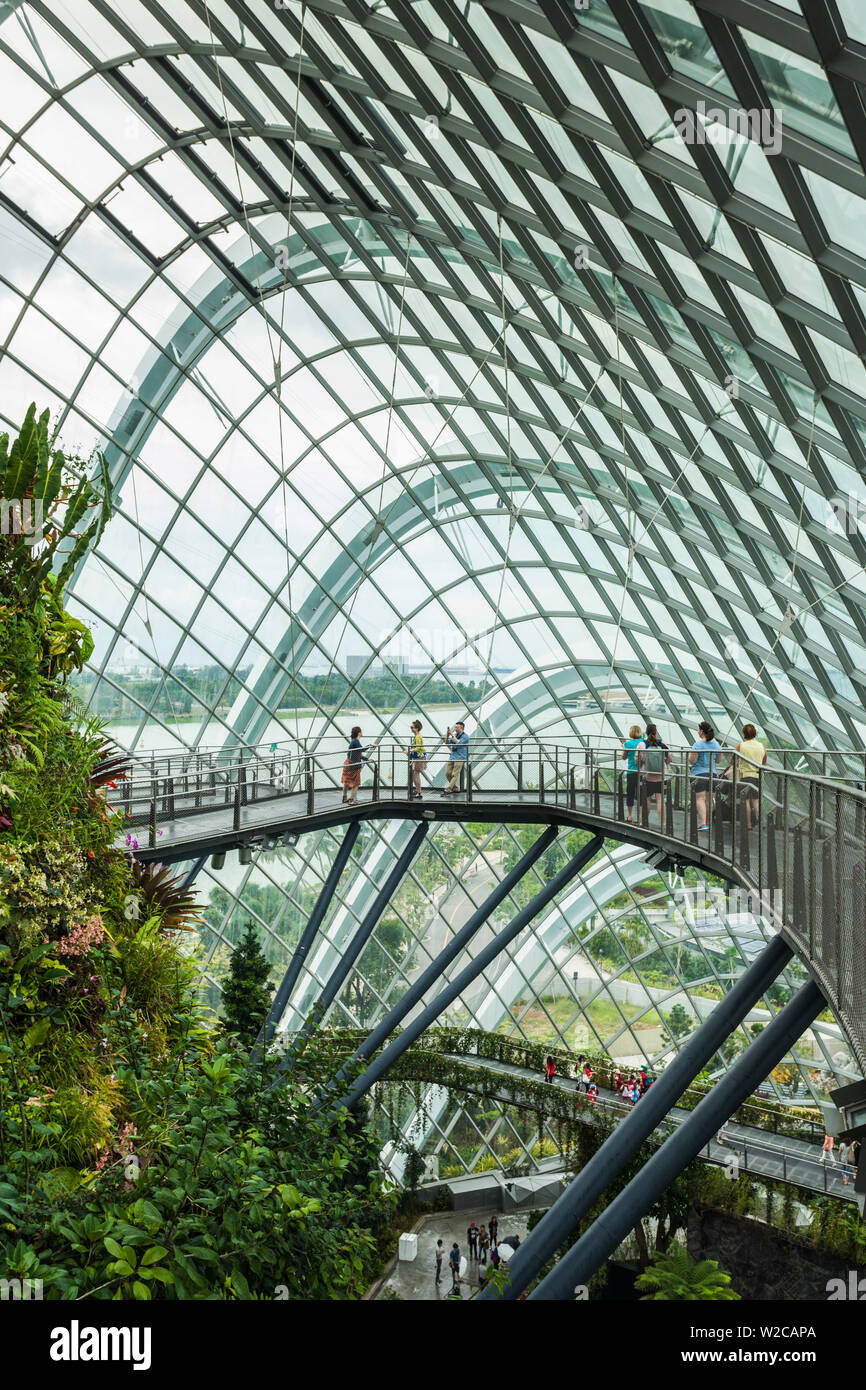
[478, 1224, 489, 1265]
[467, 1220, 478, 1259]
[819, 1133, 836, 1164]
[544, 1054, 556, 1084]
[341, 725, 376, 805]
[442, 721, 469, 794]
[449, 1241, 461, 1289]
[838, 1139, 851, 1185]
[489, 1214, 498, 1248]
[407, 719, 427, 800]
[730, 723, 767, 831]
[637, 724, 671, 826]
[435, 1238, 445, 1285]
[689, 721, 722, 831]
[621, 724, 643, 823]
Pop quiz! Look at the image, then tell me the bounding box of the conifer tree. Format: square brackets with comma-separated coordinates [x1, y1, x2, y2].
[221, 920, 274, 1046]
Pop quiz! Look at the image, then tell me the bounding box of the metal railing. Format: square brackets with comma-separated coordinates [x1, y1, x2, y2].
[108, 736, 866, 1075]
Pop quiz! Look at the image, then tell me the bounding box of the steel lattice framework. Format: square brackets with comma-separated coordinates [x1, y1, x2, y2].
[1, 0, 865, 1098]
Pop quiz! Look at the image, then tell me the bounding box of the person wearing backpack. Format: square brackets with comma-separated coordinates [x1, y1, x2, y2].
[689, 720, 722, 831]
[637, 724, 670, 825]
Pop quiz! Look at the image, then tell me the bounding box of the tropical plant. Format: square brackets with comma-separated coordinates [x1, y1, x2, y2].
[220, 920, 275, 1046]
[128, 860, 204, 933]
[635, 1243, 740, 1300]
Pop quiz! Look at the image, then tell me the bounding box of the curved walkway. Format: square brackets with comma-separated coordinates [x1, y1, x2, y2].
[425, 1052, 859, 1203]
[110, 737, 866, 1074]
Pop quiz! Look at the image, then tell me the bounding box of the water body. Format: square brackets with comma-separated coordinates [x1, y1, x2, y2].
[102, 706, 467, 754]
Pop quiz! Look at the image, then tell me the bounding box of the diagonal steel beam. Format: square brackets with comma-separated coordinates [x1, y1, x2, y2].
[276, 821, 429, 1073]
[479, 930, 793, 1299]
[329, 832, 605, 1116]
[322, 823, 560, 1096]
[529, 975, 826, 1299]
[252, 820, 360, 1064]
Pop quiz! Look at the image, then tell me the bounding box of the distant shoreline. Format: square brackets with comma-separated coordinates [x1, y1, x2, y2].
[98, 703, 466, 726]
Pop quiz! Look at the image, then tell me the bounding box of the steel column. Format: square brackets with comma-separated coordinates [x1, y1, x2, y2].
[480, 932, 793, 1300]
[322, 825, 559, 1099]
[331, 834, 604, 1115]
[287, 822, 428, 1054]
[252, 821, 361, 1064]
[529, 977, 826, 1299]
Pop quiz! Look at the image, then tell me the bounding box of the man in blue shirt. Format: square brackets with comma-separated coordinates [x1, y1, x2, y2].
[442, 721, 469, 794]
[689, 720, 722, 831]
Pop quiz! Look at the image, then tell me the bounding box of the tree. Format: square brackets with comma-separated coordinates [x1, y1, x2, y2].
[661, 1003, 694, 1049]
[635, 1244, 740, 1300]
[220, 920, 275, 1046]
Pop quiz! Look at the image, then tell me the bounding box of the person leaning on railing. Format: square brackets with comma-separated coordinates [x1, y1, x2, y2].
[620, 724, 643, 824]
[727, 723, 767, 832]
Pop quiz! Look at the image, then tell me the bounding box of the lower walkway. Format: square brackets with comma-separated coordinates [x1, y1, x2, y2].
[437, 1053, 858, 1201]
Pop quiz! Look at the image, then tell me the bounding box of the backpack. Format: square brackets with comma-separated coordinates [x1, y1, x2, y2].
[643, 743, 665, 775]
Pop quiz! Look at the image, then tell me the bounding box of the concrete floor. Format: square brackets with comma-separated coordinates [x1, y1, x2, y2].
[375, 1208, 533, 1301]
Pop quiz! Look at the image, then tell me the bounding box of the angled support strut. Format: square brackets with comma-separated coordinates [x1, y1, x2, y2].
[529, 976, 825, 1299]
[323, 824, 560, 1097]
[480, 930, 794, 1300]
[330, 833, 605, 1116]
[279, 822, 428, 1070]
[252, 821, 360, 1064]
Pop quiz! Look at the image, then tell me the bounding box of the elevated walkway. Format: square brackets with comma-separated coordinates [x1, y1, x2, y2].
[431, 1051, 858, 1203]
[110, 736, 866, 1073]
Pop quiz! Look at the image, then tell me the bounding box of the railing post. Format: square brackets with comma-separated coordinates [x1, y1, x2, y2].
[517, 749, 523, 793]
[792, 825, 806, 933]
[570, 765, 576, 810]
[592, 767, 600, 816]
[808, 782, 817, 954]
[166, 776, 175, 819]
[149, 779, 157, 848]
[233, 786, 241, 832]
[466, 759, 473, 802]
[739, 782, 750, 874]
[617, 768, 624, 821]
[407, 753, 413, 801]
[765, 812, 779, 893]
[305, 755, 313, 815]
[554, 748, 559, 807]
[539, 757, 545, 803]
[665, 780, 673, 837]
[372, 759, 380, 801]
[640, 773, 649, 829]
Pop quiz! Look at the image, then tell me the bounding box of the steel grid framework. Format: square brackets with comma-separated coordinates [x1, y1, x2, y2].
[2, 0, 866, 1098]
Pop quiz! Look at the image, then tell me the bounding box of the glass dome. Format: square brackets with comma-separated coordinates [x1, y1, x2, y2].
[2, 0, 865, 1102]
